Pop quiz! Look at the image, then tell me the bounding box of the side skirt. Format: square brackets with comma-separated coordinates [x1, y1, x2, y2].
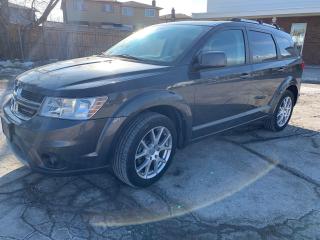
[190, 115, 268, 143]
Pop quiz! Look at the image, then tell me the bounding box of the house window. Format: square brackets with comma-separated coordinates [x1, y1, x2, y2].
[290, 23, 307, 55]
[73, 0, 87, 11]
[145, 8, 156, 17]
[103, 4, 113, 13]
[122, 7, 134, 16]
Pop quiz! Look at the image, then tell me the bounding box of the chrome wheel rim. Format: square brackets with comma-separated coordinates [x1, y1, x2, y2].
[135, 126, 173, 180]
[277, 96, 293, 127]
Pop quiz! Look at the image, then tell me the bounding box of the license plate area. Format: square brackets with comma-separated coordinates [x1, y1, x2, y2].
[1, 117, 13, 141]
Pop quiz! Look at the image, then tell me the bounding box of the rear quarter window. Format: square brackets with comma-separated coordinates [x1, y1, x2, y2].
[275, 35, 299, 58]
[248, 31, 277, 63]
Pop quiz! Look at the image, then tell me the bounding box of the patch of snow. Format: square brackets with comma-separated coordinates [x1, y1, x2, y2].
[0, 67, 25, 76]
[0, 60, 15, 68]
[0, 60, 35, 70]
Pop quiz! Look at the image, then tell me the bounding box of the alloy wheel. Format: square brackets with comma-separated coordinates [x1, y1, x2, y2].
[135, 126, 173, 179]
[276, 96, 293, 127]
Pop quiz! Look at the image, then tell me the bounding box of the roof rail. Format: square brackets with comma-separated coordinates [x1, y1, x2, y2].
[272, 23, 281, 30]
[231, 18, 281, 30]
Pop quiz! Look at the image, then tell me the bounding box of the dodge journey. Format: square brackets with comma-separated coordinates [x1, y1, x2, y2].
[1, 19, 303, 187]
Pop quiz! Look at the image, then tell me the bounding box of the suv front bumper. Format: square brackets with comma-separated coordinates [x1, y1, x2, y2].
[1, 102, 126, 175]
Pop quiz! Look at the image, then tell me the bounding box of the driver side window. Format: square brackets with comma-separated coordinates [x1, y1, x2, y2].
[202, 30, 246, 66]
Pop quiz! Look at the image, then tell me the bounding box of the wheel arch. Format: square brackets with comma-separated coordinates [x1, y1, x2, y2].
[145, 105, 189, 148]
[286, 85, 299, 105]
[101, 90, 193, 161]
[269, 77, 300, 113]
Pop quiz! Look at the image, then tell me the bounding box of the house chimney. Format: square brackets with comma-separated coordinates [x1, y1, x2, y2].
[171, 8, 176, 20]
[152, 0, 156, 7]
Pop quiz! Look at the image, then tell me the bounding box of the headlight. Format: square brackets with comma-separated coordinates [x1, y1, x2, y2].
[40, 96, 108, 120]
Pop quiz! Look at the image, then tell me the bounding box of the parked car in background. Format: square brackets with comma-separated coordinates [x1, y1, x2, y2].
[1, 20, 304, 187]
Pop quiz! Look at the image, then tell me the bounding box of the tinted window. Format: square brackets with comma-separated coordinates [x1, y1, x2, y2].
[105, 25, 209, 64]
[202, 30, 245, 66]
[275, 35, 297, 58]
[249, 31, 277, 63]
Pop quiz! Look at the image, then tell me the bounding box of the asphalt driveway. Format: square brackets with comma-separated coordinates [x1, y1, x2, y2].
[0, 83, 319, 240]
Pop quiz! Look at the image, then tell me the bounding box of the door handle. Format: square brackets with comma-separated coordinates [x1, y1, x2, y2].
[255, 96, 267, 100]
[277, 67, 286, 72]
[240, 73, 250, 79]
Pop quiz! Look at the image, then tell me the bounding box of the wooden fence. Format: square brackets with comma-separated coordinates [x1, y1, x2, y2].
[0, 24, 131, 61]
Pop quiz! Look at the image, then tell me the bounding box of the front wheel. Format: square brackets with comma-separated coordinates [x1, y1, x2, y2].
[112, 112, 177, 188]
[265, 90, 295, 132]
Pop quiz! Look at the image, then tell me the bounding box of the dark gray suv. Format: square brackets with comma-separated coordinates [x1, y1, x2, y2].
[1, 20, 303, 187]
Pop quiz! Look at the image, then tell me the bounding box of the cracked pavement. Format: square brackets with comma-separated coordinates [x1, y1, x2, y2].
[0, 83, 319, 240]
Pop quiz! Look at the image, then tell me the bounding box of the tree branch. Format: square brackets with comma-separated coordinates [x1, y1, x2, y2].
[33, 0, 60, 26]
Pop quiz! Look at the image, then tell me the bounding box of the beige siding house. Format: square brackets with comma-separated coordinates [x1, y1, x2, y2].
[61, 0, 162, 30]
[160, 13, 192, 23]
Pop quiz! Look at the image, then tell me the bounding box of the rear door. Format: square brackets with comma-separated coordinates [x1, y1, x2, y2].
[247, 28, 289, 109]
[273, 32, 303, 89]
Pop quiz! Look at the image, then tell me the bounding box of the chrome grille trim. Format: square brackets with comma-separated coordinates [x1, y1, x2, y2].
[20, 89, 44, 103]
[13, 93, 41, 109]
[11, 88, 43, 121]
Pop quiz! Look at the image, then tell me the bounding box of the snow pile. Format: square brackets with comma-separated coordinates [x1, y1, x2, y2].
[0, 59, 59, 80]
[0, 60, 35, 78]
[0, 60, 35, 70]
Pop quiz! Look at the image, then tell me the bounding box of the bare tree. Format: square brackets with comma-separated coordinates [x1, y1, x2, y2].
[0, 0, 10, 58]
[0, 0, 9, 24]
[31, 0, 60, 27]
[0, 0, 60, 59]
[1, 0, 60, 28]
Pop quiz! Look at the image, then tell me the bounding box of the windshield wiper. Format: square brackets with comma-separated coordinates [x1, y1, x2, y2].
[108, 54, 144, 61]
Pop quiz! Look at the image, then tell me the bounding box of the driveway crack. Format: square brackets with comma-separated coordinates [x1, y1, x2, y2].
[224, 138, 320, 188]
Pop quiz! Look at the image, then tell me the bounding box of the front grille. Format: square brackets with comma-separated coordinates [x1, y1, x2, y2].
[11, 88, 42, 120]
[20, 89, 44, 103]
[17, 104, 37, 118]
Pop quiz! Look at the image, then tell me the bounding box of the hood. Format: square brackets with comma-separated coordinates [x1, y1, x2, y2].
[17, 56, 170, 95]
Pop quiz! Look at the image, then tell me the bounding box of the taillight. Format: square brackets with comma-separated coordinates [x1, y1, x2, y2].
[301, 61, 305, 71]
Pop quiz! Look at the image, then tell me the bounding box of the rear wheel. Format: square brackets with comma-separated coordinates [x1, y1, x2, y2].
[112, 112, 177, 188]
[265, 90, 294, 132]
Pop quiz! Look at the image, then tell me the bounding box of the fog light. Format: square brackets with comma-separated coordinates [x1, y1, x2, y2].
[41, 154, 66, 170]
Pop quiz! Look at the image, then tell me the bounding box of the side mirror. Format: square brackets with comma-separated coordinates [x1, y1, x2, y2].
[197, 51, 227, 69]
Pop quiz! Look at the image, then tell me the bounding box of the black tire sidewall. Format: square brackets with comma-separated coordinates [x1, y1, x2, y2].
[273, 91, 295, 131]
[126, 115, 177, 188]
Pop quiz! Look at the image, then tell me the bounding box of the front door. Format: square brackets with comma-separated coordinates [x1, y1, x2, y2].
[192, 28, 262, 139]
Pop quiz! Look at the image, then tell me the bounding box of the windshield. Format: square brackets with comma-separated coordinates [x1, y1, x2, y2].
[104, 25, 209, 64]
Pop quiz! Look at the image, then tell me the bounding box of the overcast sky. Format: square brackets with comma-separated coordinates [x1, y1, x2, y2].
[48, 0, 207, 21]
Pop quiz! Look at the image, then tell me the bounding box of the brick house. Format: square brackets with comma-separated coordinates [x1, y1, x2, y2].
[61, 0, 162, 30]
[193, 0, 320, 65]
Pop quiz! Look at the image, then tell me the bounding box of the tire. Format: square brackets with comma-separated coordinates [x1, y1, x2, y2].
[264, 90, 295, 132]
[112, 112, 177, 188]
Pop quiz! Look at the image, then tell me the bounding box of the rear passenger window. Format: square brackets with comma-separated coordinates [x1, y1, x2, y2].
[202, 30, 245, 66]
[249, 31, 277, 63]
[275, 36, 297, 58]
